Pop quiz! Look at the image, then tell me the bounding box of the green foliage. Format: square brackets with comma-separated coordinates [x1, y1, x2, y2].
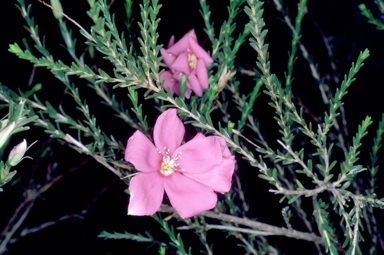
[2, 0, 384, 254]
[314, 200, 339, 255]
[98, 230, 158, 243]
[359, 2, 384, 30]
[285, 0, 307, 93]
[0, 96, 37, 191]
[153, 214, 192, 255]
[368, 113, 384, 190]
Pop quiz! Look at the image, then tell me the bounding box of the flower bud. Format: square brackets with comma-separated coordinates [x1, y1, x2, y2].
[8, 139, 27, 167]
[0, 122, 15, 150]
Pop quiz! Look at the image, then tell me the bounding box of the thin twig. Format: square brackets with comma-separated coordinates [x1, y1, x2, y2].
[179, 224, 274, 236]
[351, 204, 360, 255]
[159, 205, 323, 244]
[37, 0, 96, 43]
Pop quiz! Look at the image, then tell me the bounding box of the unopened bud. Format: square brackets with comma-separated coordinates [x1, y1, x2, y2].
[0, 122, 15, 150]
[8, 139, 27, 167]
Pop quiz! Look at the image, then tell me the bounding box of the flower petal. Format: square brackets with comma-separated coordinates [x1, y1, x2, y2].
[182, 135, 235, 193]
[196, 59, 209, 89]
[167, 35, 175, 48]
[154, 109, 185, 154]
[186, 29, 198, 41]
[160, 71, 180, 96]
[167, 36, 190, 55]
[184, 89, 192, 99]
[191, 132, 206, 140]
[216, 136, 233, 159]
[128, 172, 164, 216]
[189, 38, 213, 66]
[125, 131, 161, 173]
[171, 53, 191, 74]
[174, 136, 222, 174]
[164, 173, 217, 218]
[187, 74, 203, 97]
[183, 157, 234, 193]
[160, 48, 176, 68]
[171, 71, 182, 82]
[167, 30, 197, 55]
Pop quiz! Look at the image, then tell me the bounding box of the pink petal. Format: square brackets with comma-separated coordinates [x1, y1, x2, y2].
[169, 72, 192, 99]
[189, 38, 213, 66]
[167, 36, 190, 55]
[171, 71, 182, 82]
[191, 132, 206, 140]
[171, 53, 191, 74]
[174, 136, 222, 174]
[187, 74, 203, 97]
[154, 109, 185, 154]
[167, 30, 197, 55]
[184, 89, 192, 99]
[186, 29, 198, 41]
[183, 157, 234, 194]
[170, 71, 192, 99]
[160, 48, 176, 68]
[125, 131, 162, 173]
[164, 173, 217, 218]
[215, 136, 233, 159]
[167, 35, 175, 48]
[196, 59, 209, 89]
[128, 172, 164, 216]
[160, 71, 180, 96]
[183, 135, 234, 192]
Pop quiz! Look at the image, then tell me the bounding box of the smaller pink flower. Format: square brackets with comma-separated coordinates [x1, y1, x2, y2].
[125, 109, 234, 218]
[160, 30, 213, 98]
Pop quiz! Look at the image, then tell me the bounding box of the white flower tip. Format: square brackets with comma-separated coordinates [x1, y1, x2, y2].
[8, 139, 28, 167]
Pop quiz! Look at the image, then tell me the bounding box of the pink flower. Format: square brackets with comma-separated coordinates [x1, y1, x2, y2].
[125, 109, 235, 218]
[160, 30, 214, 98]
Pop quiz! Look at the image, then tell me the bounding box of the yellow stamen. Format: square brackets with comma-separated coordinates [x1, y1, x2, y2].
[159, 148, 182, 176]
[188, 53, 197, 69]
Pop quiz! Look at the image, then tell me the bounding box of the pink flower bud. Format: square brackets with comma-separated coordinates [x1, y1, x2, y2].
[8, 139, 27, 167]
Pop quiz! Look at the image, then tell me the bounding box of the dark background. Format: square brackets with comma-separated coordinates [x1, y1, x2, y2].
[1, 0, 384, 254]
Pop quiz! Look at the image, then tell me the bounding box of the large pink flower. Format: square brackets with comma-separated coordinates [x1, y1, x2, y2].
[160, 30, 214, 98]
[125, 109, 234, 218]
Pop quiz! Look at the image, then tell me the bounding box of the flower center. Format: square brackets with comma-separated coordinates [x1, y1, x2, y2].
[159, 147, 183, 176]
[188, 53, 197, 69]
